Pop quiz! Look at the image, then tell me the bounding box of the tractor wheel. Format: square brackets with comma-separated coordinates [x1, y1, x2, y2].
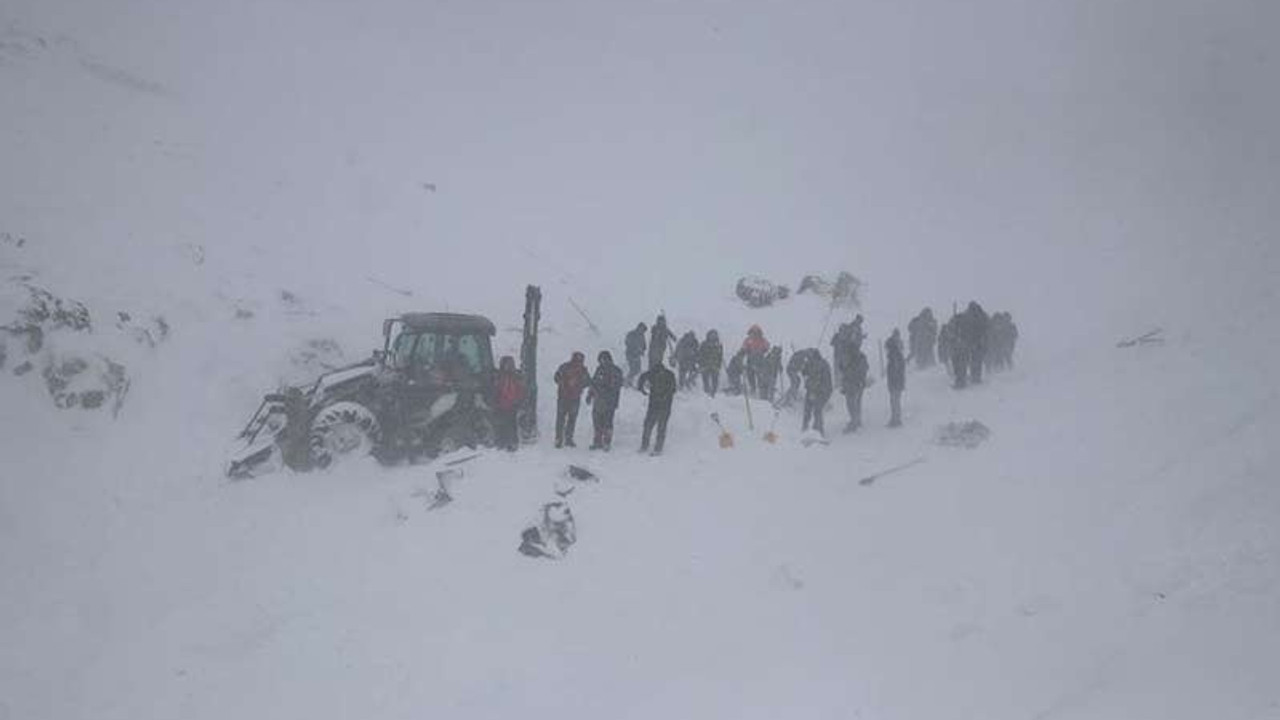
[308, 401, 381, 469]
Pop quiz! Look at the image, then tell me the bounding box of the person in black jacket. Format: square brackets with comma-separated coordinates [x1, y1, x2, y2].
[885, 329, 907, 428]
[840, 345, 870, 433]
[698, 329, 724, 397]
[553, 352, 591, 448]
[725, 348, 746, 396]
[585, 350, 624, 451]
[674, 330, 700, 391]
[624, 323, 647, 387]
[908, 308, 938, 369]
[648, 314, 677, 369]
[802, 352, 833, 437]
[784, 347, 818, 407]
[965, 301, 990, 385]
[637, 359, 677, 455]
[759, 345, 783, 403]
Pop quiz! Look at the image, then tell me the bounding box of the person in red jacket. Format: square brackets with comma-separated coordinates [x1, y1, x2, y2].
[741, 324, 770, 397]
[492, 356, 526, 451]
[553, 351, 592, 448]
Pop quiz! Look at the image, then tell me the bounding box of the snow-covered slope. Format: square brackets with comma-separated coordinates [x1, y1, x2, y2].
[2, 1, 1279, 718]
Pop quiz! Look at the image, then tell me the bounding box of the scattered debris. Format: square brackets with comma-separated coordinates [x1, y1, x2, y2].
[934, 420, 991, 449]
[518, 502, 577, 559]
[798, 271, 863, 308]
[2, 281, 132, 414]
[859, 457, 927, 486]
[116, 311, 170, 348]
[735, 275, 791, 308]
[1116, 328, 1165, 348]
[567, 465, 598, 482]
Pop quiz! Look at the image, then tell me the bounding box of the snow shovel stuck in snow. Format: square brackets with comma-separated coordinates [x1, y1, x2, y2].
[763, 407, 782, 444]
[711, 412, 735, 448]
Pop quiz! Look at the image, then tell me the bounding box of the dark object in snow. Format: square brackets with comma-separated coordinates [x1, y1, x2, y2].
[859, 456, 927, 486]
[1116, 328, 1165, 348]
[797, 271, 863, 308]
[518, 502, 577, 559]
[426, 467, 466, 509]
[934, 420, 991, 449]
[567, 464, 598, 482]
[735, 276, 791, 308]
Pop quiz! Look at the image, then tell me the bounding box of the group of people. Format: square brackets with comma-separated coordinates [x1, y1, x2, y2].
[489, 304, 1018, 456]
[915, 302, 1020, 389]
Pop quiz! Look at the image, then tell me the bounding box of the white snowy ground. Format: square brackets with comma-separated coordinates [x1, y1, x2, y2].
[3, 1, 1280, 718]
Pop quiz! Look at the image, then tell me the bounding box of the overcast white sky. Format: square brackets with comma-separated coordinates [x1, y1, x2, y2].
[3, 0, 1276, 339]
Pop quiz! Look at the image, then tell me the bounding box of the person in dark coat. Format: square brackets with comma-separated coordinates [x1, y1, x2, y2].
[585, 350, 624, 451]
[964, 301, 990, 385]
[937, 317, 956, 379]
[840, 344, 870, 432]
[784, 347, 818, 407]
[553, 351, 591, 448]
[830, 316, 864, 388]
[637, 359, 677, 455]
[885, 329, 907, 428]
[648, 314, 677, 369]
[698, 329, 724, 397]
[624, 322, 647, 387]
[674, 331, 700, 391]
[725, 347, 746, 395]
[802, 352, 833, 437]
[908, 308, 938, 369]
[492, 355, 526, 451]
[947, 314, 971, 388]
[759, 345, 783, 403]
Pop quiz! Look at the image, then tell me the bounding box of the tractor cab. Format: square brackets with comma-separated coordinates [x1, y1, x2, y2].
[381, 313, 496, 387]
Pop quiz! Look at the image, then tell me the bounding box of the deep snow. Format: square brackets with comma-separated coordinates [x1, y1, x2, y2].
[3, 1, 1280, 718]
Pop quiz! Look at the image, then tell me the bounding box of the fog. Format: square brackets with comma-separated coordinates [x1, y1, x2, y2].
[2, 1, 1277, 718]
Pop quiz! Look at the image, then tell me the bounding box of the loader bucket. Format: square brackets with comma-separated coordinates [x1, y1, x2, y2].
[224, 393, 292, 478]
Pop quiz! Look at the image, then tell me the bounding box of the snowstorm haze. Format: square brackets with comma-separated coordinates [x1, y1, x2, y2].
[6, 0, 1276, 329]
[2, 0, 1278, 718]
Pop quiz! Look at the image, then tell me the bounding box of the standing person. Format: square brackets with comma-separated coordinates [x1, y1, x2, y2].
[637, 359, 677, 455]
[908, 308, 938, 369]
[698, 329, 724, 397]
[585, 351, 624, 451]
[964, 301, 990, 385]
[885, 329, 907, 428]
[725, 348, 746, 395]
[830, 316, 863, 388]
[760, 345, 783, 403]
[624, 322, 648, 387]
[741, 325, 770, 397]
[937, 317, 954, 378]
[492, 356, 526, 451]
[1003, 313, 1019, 369]
[648, 314, 677, 369]
[840, 343, 870, 432]
[802, 352, 833, 438]
[674, 331, 701, 391]
[553, 351, 591, 448]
